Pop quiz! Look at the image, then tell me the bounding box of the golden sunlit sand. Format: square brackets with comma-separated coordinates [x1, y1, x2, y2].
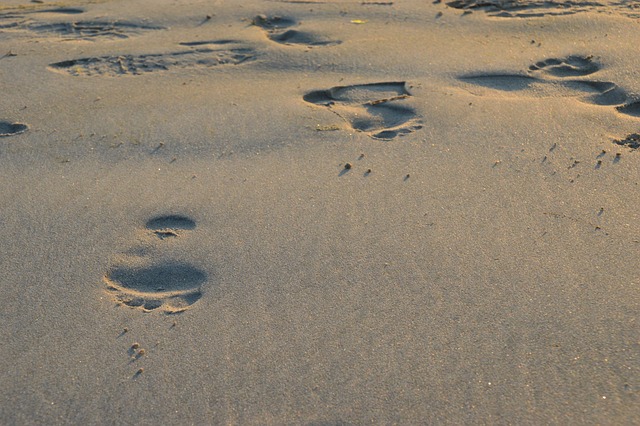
[0, 0, 638, 423]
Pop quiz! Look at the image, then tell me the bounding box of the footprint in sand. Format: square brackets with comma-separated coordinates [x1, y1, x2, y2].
[444, 0, 627, 19]
[104, 214, 206, 314]
[0, 5, 84, 21]
[3, 6, 84, 17]
[146, 214, 196, 239]
[615, 101, 640, 117]
[48, 47, 256, 77]
[528, 55, 600, 78]
[26, 20, 165, 40]
[179, 39, 241, 47]
[459, 55, 637, 116]
[0, 121, 28, 137]
[304, 82, 423, 140]
[251, 15, 340, 47]
[0, 6, 84, 32]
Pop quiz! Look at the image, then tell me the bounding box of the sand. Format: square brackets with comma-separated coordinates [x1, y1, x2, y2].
[0, 0, 638, 424]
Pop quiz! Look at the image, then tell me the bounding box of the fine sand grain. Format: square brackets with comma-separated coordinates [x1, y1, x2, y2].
[0, 0, 638, 424]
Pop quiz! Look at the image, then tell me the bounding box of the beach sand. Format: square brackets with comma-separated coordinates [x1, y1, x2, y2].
[0, 0, 638, 423]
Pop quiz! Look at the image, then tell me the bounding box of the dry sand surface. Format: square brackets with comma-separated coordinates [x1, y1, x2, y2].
[0, 0, 639, 424]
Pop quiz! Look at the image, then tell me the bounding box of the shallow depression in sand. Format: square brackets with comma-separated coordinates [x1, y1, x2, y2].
[145, 215, 196, 231]
[106, 263, 206, 293]
[303, 82, 422, 140]
[0, 121, 28, 137]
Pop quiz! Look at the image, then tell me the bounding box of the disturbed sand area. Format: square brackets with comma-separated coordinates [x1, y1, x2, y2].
[0, 0, 639, 424]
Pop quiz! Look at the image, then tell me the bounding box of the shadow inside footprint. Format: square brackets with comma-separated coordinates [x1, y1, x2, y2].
[146, 215, 196, 230]
[269, 30, 340, 46]
[146, 214, 196, 239]
[105, 262, 206, 313]
[252, 15, 339, 47]
[304, 82, 410, 105]
[0, 121, 28, 137]
[616, 101, 640, 117]
[179, 39, 240, 46]
[355, 103, 419, 131]
[37, 7, 85, 15]
[107, 263, 205, 293]
[564, 80, 629, 106]
[460, 62, 631, 111]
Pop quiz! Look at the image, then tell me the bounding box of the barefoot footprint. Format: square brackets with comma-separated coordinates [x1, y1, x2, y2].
[49, 48, 256, 77]
[0, 121, 28, 137]
[27, 20, 165, 40]
[251, 14, 340, 47]
[460, 55, 637, 116]
[303, 82, 423, 140]
[444, 1, 613, 19]
[104, 214, 206, 313]
[528, 55, 634, 109]
[146, 214, 196, 239]
[528, 55, 600, 78]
